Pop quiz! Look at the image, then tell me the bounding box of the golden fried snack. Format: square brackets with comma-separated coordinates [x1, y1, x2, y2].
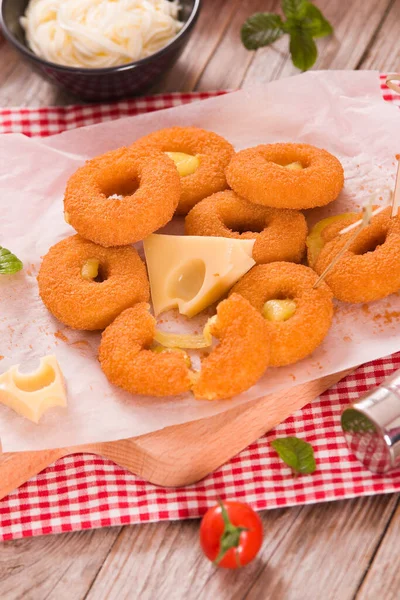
[185, 190, 307, 264]
[192, 294, 270, 400]
[99, 303, 192, 397]
[132, 126, 234, 215]
[38, 235, 149, 330]
[64, 146, 181, 247]
[312, 207, 400, 303]
[231, 263, 333, 367]
[226, 143, 344, 210]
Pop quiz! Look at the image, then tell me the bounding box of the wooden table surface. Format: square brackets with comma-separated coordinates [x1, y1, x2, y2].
[1, 1, 400, 598]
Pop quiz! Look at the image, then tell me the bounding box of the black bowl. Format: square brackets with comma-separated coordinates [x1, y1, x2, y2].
[0, 0, 201, 101]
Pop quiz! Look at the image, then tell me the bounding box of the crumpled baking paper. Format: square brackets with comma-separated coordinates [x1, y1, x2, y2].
[1, 70, 400, 452]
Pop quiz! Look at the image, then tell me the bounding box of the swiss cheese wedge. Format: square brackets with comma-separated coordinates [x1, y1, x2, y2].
[143, 234, 256, 317]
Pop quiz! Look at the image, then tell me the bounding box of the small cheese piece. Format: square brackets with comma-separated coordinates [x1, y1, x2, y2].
[0, 355, 67, 424]
[165, 152, 200, 177]
[143, 234, 256, 317]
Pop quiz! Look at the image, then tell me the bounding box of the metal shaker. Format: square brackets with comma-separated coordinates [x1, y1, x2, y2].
[341, 369, 400, 473]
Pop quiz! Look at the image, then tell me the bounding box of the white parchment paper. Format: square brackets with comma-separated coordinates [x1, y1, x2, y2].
[1, 70, 400, 452]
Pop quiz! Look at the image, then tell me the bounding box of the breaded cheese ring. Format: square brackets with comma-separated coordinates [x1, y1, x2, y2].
[313, 207, 400, 303]
[99, 303, 192, 397]
[38, 235, 149, 330]
[132, 126, 234, 215]
[185, 190, 307, 264]
[192, 294, 270, 400]
[64, 146, 181, 247]
[231, 263, 333, 367]
[226, 143, 344, 210]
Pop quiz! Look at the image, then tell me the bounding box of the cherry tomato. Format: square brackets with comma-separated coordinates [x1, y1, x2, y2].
[200, 500, 263, 569]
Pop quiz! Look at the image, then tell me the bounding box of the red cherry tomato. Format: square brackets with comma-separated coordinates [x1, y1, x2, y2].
[200, 500, 263, 569]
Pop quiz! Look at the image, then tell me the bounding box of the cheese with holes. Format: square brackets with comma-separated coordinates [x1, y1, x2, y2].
[143, 234, 256, 317]
[0, 355, 67, 423]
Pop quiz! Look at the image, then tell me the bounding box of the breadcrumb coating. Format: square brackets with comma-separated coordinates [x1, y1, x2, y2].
[185, 190, 307, 264]
[231, 263, 333, 367]
[192, 294, 270, 400]
[38, 235, 149, 330]
[64, 146, 181, 247]
[313, 207, 400, 303]
[132, 126, 234, 215]
[226, 143, 344, 209]
[99, 304, 192, 396]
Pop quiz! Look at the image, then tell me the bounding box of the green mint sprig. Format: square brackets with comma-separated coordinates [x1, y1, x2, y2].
[271, 436, 316, 475]
[241, 0, 333, 71]
[0, 246, 23, 275]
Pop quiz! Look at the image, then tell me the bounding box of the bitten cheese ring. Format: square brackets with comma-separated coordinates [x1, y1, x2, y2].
[64, 146, 181, 247]
[99, 295, 269, 400]
[192, 294, 270, 400]
[231, 263, 333, 367]
[132, 126, 234, 215]
[312, 207, 400, 303]
[38, 235, 149, 330]
[185, 190, 307, 264]
[99, 303, 192, 397]
[226, 143, 344, 209]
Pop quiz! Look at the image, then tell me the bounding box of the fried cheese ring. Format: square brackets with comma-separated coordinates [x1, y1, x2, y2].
[99, 295, 269, 399]
[64, 146, 181, 247]
[185, 190, 307, 264]
[131, 126, 234, 215]
[192, 294, 270, 400]
[99, 303, 192, 397]
[231, 263, 333, 367]
[226, 143, 344, 209]
[312, 207, 400, 303]
[38, 235, 149, 330]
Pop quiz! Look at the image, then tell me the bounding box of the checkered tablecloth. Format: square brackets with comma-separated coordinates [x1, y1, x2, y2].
[1, 75, 400, 542]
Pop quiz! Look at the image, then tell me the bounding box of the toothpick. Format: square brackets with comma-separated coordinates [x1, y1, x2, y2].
[339, 203, 386, 235]
[386, 74, 400, 95]
[391, 156, 400, 218]
[313, 205, 370, 289]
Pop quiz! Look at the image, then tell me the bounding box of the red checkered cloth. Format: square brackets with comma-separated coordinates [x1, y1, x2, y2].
[1, 75, 399, 541]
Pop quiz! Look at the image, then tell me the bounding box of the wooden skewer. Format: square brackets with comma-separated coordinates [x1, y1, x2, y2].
[386, 74, 400, 94]
[313, 205, 371, 289]
[339, 204, 386, 235]
[391, 155, 400, 218]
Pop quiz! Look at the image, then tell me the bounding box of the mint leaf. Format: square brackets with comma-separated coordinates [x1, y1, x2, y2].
[282, 0, 308, 20]
[301, 2, 333, 38]
[241, 13, 285, 50]
[0, 246, 23, 275]
[289, 28, 317, 70]
[271, 437, 316, 475]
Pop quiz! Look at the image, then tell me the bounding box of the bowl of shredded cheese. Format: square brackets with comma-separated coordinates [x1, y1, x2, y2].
[1, 0, 200, 100]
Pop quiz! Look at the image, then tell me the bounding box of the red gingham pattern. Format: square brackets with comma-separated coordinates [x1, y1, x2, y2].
[1, 76, 400, 541]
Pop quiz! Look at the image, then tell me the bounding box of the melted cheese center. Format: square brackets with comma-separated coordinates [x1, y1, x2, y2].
[165, 152, 200, 177]
[263, 299, 296, 322]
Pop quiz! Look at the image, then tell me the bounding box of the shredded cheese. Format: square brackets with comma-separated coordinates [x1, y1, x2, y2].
[21, 0, 183, 69]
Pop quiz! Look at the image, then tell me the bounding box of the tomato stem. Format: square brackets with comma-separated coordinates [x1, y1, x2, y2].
[213, 500, 249, 566]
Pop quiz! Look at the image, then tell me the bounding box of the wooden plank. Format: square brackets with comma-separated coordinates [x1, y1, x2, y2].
[0, 371, 351, 498]
[0, 527, 121, 600]
[356, 497, 400, 600]
[359, 0, 400, 70]
[83, 495, 398, 600]
[243, 0, 393, 87]
[195, 0, 280, 91]
[154, 0, 241, 93]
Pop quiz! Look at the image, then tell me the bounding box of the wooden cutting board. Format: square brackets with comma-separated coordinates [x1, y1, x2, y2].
[0, 370, 352, 501]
